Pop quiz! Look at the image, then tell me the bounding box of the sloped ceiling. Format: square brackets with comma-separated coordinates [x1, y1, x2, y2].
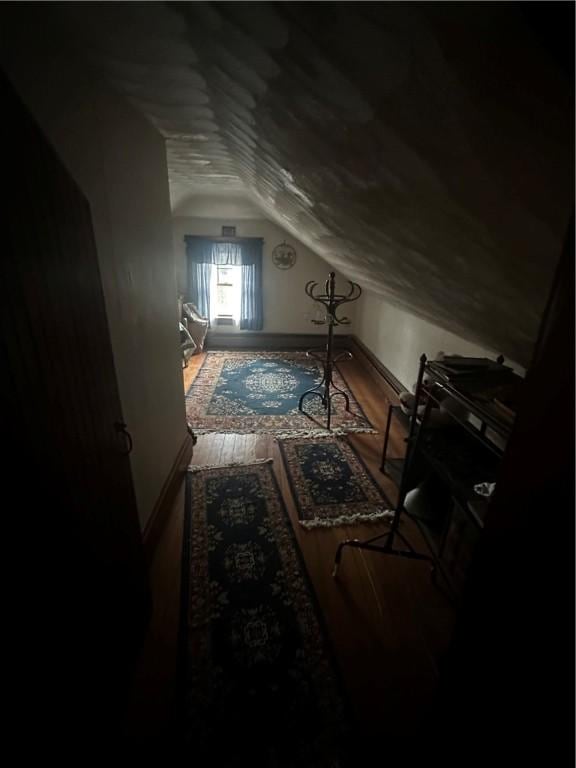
[38, 4, 576, 362]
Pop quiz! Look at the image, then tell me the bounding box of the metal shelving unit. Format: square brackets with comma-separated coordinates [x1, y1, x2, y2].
[334, 353, 522, 598]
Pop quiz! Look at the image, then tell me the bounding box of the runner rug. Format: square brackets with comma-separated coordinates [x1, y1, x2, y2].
[278, 434, 394, 529]
[175, 460, 351, 766]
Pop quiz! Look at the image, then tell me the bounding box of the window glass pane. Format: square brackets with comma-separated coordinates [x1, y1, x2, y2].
[211, 264, 241, 320]
[217, 267, 233, 285]
[216, 284, 234, 313]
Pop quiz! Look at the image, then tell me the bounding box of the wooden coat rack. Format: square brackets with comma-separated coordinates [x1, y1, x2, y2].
[298, 272, 362, 431]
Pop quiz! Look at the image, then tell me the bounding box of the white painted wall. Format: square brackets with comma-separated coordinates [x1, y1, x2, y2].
[170, 187, 263, 220]
[1, 17, 187, 529]
[356, 290, 525, 390]
[173, 217, 356, 334]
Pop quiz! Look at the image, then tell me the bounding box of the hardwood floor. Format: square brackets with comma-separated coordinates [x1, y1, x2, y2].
[127, 351, 455, 753]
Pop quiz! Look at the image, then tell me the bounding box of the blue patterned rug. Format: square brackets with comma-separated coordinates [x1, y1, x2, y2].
[175, 460, 352, 766]
[185, 351, 375, 435]
[278, 435, 394, 529]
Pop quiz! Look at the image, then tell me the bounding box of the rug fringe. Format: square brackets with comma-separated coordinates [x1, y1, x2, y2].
[188, 458, 274, 472]
[191, 427, 377, 436]
[276, 428, 349, 441]
[299, 508, 396, 530]
[274, 427, 347, 439]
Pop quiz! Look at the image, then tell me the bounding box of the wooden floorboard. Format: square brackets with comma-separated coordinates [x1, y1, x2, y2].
[126, 349, 455, 749]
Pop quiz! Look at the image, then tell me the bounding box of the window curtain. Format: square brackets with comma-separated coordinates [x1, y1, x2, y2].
[185, 237, 213, 319]
[191, 262, 212, 319]
[239, 239, 263, 330]
[184, 235, 263, 330]
[212, 241, 242, 266]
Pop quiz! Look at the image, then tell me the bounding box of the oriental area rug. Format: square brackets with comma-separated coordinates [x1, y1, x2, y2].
[175, 460, 351, 767]
[278, 435, 394, 529]
[185, 350, 375, 435]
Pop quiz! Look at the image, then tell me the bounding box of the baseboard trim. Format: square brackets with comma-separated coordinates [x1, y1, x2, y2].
[206, 332, 353, 350]
[348, 336, 408, 397]
[143, 431, 194, 564]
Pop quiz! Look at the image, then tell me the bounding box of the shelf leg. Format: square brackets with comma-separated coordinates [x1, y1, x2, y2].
[380, 403, 394, 473]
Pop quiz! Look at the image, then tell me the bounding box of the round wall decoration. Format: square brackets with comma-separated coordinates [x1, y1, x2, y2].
[271, 241, 297, 269]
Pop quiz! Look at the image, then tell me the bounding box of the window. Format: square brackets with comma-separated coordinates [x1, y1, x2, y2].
[185, 235, 263, 330]
[211, 264, 241, 323]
